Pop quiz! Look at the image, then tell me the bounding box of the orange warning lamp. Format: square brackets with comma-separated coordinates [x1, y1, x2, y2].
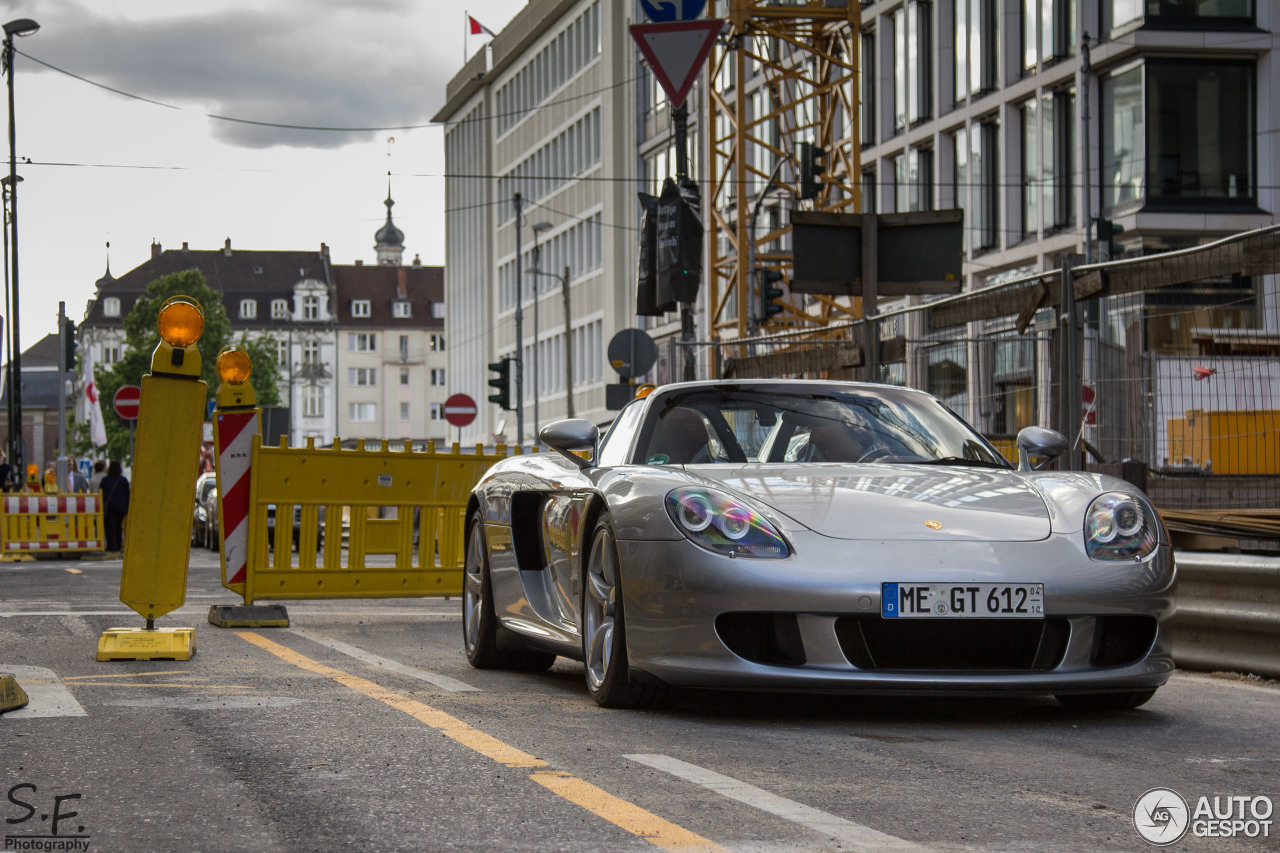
[217, 346, 252, 385]
[150, 295, 204, 377]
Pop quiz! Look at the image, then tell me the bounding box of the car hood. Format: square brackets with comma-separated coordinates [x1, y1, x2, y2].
[693, 463, 1052, 542]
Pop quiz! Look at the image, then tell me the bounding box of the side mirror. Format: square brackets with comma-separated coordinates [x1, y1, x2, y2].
[1016, 426, 1069, 472]
[538, 419, 598, 470]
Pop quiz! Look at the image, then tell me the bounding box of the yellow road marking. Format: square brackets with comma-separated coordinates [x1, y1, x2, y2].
[236, 631, 728, 853]
[64, 670, 189, 680]
[533, 771, 730, 852]
[236, 631, 544, 768]
[65, 568, 83, 574]
[59, 683, 255, 689]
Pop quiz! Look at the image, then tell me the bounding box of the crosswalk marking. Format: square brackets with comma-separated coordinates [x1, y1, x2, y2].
[0, 665, 87, 719]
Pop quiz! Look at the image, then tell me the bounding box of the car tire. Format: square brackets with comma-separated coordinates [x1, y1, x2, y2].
[581, 516, 666, 709]
[1055, 689, 1157, 712]
[462, 516, 556, 671]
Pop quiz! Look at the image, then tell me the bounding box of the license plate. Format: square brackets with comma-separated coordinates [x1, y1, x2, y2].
[882, 583, 1044, 618]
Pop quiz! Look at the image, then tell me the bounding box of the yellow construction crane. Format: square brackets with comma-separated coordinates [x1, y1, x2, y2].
[705, 0, 862, 341]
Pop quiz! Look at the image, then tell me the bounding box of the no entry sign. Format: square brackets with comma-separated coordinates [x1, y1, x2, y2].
[443, 393, 478, 428]
[113, 385, 142, 420]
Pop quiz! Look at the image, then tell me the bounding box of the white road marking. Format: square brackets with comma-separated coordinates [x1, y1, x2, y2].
[625, 754, 935, 853]
[289, 628, 480, 693]
[0, 665, 87, 719]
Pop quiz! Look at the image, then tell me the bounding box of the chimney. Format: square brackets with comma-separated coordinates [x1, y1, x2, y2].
[223, 238, 232, 256]
[182, 242, 190, 251]
[320, 242, 329, 259]
[151, 241, 162, 260]
[397, 267, 408, 299]
[412, 254, 422, 268]
[355, 259, 364, 266]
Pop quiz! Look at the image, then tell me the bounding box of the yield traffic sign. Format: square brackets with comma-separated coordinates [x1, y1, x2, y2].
[630, 19, 724, 109]
[113, 384, 141, 420]
[444, 393, 478, 428]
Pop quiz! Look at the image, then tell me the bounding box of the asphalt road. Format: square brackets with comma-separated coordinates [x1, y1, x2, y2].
[2, 549, 1277, 852]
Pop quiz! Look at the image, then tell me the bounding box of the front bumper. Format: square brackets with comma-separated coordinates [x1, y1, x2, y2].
[616, 533, 1175, 694]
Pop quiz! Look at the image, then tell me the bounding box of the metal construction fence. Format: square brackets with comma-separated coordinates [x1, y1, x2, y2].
[674, 226, 1280, 546]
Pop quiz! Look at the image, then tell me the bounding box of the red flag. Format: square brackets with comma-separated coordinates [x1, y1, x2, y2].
[468, 15, 495, 37]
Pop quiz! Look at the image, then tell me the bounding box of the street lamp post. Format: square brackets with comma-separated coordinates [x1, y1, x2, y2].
[524, 264, 573, 419]
[530, 221, 552, 439]
[3, 18, 38, 478]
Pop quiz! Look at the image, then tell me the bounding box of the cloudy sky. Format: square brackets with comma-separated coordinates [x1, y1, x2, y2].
[4, 0, 525, 348]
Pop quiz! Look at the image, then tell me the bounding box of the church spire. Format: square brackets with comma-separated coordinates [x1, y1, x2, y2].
[374, 172, 405, 266]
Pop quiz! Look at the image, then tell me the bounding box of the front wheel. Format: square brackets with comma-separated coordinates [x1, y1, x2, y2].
[1055, 689, 1157, 712]
[581, 516, 665, 709]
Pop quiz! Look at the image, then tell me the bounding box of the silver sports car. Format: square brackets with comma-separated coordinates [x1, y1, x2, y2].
[463, 380, 1174, 711]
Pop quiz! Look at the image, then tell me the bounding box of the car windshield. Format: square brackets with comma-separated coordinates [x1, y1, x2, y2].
[634, 385, 1009, 468]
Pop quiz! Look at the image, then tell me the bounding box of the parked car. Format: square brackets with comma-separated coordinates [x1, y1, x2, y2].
[463, 379, 1175, 711]
[191, 472, 218, 549]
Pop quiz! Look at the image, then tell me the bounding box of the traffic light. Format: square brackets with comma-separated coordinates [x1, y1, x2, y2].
[758, 268, 785, 324]
[62, 317, 77, 371]
[798, 141, 826, 200]
[1095, 217, 1125, 258]
[488, 358, 513, 410]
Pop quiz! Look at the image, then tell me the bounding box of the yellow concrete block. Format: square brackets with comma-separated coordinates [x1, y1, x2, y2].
[97, 627, 196, 661]
[0, 673, 29, 712]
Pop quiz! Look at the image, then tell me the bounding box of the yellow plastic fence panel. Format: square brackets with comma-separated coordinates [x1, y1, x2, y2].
[0, 494, 105, 557]
[1171, 409, 1280, 474]
[242, 438, 528, 604]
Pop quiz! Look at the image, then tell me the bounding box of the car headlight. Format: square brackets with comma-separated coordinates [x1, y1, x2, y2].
[195, 506, 207, 522]
[665, 487, 790, 558]
[1085, 492, 1158, 561]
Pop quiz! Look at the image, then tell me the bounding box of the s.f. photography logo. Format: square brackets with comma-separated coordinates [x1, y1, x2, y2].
[1134, 787, 1275, 845]
[4, 783, 90, 853]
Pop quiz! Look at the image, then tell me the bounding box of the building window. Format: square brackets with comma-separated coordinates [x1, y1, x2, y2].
[1020, 90, 1075, 233]
[102, 343, 122, 365]
[893, 148, 933, 213]
[352, 299, 371, 317]
[399, 367, 410, 386]
[861, 170, 876, 214]
[303, 341, 320, 365]
[955, 123, 999, 253]
[1103, 61, 1255, 210]
[398, 335, 409, 362]
[239, 299, 257, 320]
[103, 297, 120, 318]
[860, 31, 875, 146]
[303, 386, 324, 418]
[348, 368, 376, 387]
[392, 300, 411, 318]
[348, 403, 377, 423]
[430, 403, 445, 421]
[1106, 0, 1254, 32]
[399, 402, 411, 422]
[272, 299, 289, 319]
[277, 340, 289, 366]
[349, 333, 377, 352]
[955, 0, 997, 102]
[893, 1, 932, 132]
[1023, 0, 1076, 71]
[432, 302, 445, 319]
[430, 368, 446, 387]
[303, 295, 319, 320]
[429, 334, 445, 352]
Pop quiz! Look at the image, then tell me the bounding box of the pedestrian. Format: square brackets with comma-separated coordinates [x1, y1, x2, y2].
[101, 461, 130, 555]
[66, 457, 90, 493]
[88, 460, 107, 493]
[0, 451, 11, 492]
[42, 464, 59, 494]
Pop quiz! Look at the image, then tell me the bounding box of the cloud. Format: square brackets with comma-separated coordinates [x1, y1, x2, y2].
[16, 0, 467, 149]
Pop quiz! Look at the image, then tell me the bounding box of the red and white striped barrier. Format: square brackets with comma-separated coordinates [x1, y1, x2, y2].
[0, 493, 105, 557]
[214, 410, 259, 593]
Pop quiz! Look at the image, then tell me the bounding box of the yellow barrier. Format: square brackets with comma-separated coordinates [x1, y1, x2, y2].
[1168, 409, 1280, 475]
[0, 494, 105, 558]
[236, 437, 528, 605]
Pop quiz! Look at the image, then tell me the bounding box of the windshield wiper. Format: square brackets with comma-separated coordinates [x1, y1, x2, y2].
[909, 456, 1010, 469]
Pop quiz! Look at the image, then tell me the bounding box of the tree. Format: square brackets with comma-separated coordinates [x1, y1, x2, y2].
[94, 269, 283, 462]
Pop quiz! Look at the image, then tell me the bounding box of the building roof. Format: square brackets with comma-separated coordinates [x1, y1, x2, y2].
[81, 240, 332, 328]
[374, 193, 405, 249]
[332, 263, 444, 328]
